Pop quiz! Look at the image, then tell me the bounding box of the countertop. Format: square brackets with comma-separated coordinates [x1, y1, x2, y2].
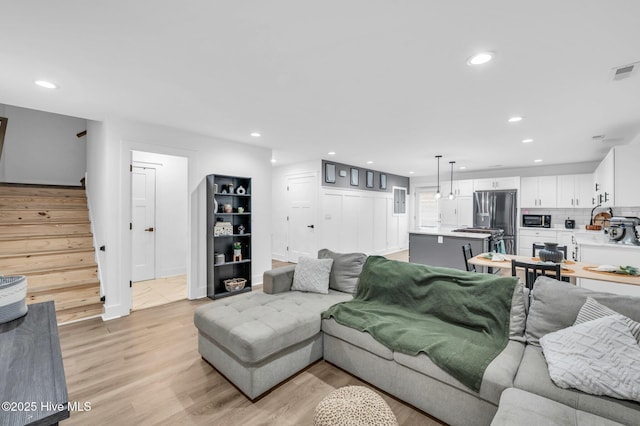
[410, 227, 491, 239]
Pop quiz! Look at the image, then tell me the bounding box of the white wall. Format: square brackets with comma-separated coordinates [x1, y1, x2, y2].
[0, 104, 87, 185]
[87, 117, 272, 320]
[271, 159, 408, 260]
[320, 187, 408, 255]
[132, 151, 188, 278]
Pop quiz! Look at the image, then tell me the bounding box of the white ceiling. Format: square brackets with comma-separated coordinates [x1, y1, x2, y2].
[1, 1, 639, 176]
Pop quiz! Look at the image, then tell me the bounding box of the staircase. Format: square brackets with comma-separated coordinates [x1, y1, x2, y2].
[0, 184, 102, 323]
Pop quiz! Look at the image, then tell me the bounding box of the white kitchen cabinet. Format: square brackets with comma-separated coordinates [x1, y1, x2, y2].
[520, 176, 557, 208]
[441, 179, 474, 197]
[473, 176, 520, 191]
[518, 229, 557, 256]
[557, 174, 593, 208]
[614, 143, 640, 207]
[438, 196, 473, 228]
[557, 230, 577, 261]
[593, 148, 614, 207]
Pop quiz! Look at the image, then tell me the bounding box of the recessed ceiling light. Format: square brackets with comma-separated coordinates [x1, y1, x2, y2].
[534, 159, 543, 163]
[459, 166, 467, 170]
[522, 139, 534, 143]
[467, 51, 494, 66]
[328, 151, 336, 155]
[409, 171, 415, 174]
[366, 161, 373, 164]
[250, 132, 261, 137]
[35, 80, 58, 89]
[270, 158, 276, 163]
[508, 116, 523, 123]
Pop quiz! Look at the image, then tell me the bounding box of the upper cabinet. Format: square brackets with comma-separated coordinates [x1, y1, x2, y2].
[473, 176, 520, 191]
[520, 176, 557, 208]
[442, 179, 474, 197]
[612, 144, 640, 207]
[593, 148, 615, 207]
[557, 174, 593, 208]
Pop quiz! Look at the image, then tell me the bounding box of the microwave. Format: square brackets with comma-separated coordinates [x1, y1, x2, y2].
[522, 214, 551, 228]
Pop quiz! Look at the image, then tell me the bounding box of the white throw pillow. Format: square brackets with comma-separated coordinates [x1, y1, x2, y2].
[541, 315, 640, 403]
[574, 297, 640, 344]
[291, 257, 333, 294]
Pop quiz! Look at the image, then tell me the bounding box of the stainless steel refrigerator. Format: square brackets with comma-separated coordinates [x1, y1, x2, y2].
[473, 190, 517, 254]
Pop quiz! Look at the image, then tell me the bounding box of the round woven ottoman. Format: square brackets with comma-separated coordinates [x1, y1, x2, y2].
[313, 386, 399, 426]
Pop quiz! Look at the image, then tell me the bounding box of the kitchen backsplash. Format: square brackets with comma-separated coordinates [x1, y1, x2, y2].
[521, 207, 640, 228]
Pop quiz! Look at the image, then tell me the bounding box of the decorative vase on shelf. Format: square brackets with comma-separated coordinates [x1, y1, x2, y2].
[539, 242, 564, 263]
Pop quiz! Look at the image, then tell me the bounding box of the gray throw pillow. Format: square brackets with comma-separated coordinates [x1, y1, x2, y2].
[318, 249, 367, 294]
[574, 297, 640, 343]
[291, 257, 333, 294]
[525, 276, 640, 346]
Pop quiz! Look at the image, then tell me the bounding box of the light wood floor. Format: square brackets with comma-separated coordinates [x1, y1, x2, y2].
[132, 274, 187, 311]
[58, 297, 442, 425]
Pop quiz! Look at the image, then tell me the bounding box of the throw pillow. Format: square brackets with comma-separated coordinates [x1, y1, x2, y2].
[540, 315, 640, 403]
[525, 276, 640, 347]
[575, 297, 640, 344]
[291, 257, 333, 294]
[318, 249, 367, 294]
[508, 281, 527, 343]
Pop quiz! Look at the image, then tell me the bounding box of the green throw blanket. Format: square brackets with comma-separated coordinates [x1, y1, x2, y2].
[321, 256, 518, 392]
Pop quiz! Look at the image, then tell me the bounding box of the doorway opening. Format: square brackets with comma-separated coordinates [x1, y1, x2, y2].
[130, 150, 189, 311]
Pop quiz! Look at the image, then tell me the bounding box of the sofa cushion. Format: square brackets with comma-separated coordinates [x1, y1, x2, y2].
[514, 345, 640, 425]
[318, 249, 367, 294]
[574, 297, 640, 343]
[393, 340, 525, 405]
[321, 318, 394, 360]
[540, 315, 640, 403]
[491, 388, 626, 426]
[509, 281, 527, 343]
[292, 257, 333, 294]
[194, 290, 351, 364]
[525, 276, 640, 346]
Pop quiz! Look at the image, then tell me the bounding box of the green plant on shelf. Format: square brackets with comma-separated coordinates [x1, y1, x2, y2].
[233, 242, 242, 250]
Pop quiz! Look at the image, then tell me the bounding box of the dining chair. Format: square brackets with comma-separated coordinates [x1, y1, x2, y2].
[532, 243, 570, 282]
[511, 259, 561, 290]
[531, 244, 568, 260]
[461, 244, 476, 272]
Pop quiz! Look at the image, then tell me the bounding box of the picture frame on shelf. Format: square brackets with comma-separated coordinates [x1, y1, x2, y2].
[325, 163, 336, 183]
[350, 168, 359, 186]
[366, 170, 374, 188]
[380, 174, 387, 190]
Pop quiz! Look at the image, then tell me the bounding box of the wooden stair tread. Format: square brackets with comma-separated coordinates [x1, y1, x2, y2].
[0, 185, 86, 198]
[2, 260, 98, 276]
[27, 279, 100, 295]
[0, 235, 94, 255]
[0, 223, 92, 238]
[0, 232, 93, 241]
[0, 246, 95, 259]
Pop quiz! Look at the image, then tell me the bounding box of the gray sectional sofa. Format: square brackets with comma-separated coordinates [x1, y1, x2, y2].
[194, 252, 640, 426]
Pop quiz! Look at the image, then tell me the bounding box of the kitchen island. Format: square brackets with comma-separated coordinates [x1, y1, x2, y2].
[409, 227, 493, 270]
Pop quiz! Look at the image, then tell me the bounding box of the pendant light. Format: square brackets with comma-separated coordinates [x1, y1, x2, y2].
[448, 161, 456, 200]
[435, 155, 442, 199]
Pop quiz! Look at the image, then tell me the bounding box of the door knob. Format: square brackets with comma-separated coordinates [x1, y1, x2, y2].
[144, 227, 155, 232]
[307, 225, 315, 229]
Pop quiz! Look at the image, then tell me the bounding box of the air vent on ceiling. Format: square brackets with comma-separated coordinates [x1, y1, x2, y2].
[612, 62, 638, 81]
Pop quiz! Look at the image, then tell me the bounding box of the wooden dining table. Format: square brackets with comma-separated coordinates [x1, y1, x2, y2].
[468, 253, 640, 286]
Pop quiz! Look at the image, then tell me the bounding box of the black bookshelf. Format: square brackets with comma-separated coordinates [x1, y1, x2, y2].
[206, 174, 252, 299]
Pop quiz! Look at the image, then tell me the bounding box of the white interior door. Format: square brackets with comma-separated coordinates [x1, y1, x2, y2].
[132, 166, 156, 282]
[287, 174, 317, 262]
